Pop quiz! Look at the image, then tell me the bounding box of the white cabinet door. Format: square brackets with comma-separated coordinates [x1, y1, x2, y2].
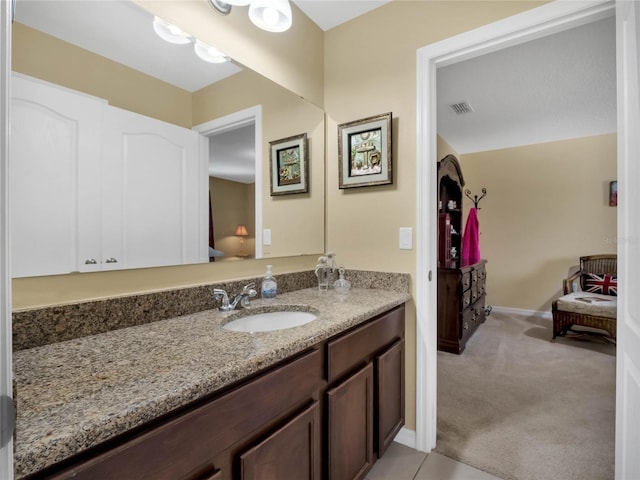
[10, 74, 104, 277]
[102, 106, 206, 270]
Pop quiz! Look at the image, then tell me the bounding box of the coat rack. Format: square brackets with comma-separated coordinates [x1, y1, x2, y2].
[465, 188, 487, 210]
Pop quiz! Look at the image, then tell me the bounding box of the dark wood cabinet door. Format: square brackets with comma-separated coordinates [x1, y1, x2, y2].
[200, 470, 222, 480]
[376, 339, 405, 457]
[327, 363, 374, 480]
[239, 402, 320, 480]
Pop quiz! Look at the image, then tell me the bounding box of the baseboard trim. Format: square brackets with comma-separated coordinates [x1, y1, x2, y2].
[490, 305, 552, 320]
[393, 427, 418, 450]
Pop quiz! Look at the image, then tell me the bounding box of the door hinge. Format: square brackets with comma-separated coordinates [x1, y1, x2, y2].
[1, 395, 16, 449]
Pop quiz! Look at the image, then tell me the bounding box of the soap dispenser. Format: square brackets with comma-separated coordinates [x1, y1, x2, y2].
[315, 256, 330, 291]
[261, 265, 277, 299]
[333, 266, 351, 293]
[326, 251, 337, 285]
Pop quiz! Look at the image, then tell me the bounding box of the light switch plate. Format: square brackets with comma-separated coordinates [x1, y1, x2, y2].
[399, 227, 412, 250]
[263, 228, 272, 246]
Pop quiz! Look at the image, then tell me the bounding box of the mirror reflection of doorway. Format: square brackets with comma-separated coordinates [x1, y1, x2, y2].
[207, 123, 256, 261]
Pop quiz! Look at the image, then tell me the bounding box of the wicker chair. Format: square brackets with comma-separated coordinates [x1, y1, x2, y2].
[552, 254, 617, 341]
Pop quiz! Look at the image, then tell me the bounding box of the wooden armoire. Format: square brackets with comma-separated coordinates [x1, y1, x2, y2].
[437, 154, 487, 354]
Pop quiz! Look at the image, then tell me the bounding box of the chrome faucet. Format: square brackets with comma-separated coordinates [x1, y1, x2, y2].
[214, 283, 257, 312]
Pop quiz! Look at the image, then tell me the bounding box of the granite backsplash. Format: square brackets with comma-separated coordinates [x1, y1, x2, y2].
[13, 270, 410, 351]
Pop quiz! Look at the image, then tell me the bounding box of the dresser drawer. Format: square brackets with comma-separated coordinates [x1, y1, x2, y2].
[462, 289, 472, 309]
[471, 283, 479, 304]
[459, 308, 474, 341]
[476, 278, 485, 296]
[327, 305, 404, 383]
[476, 263, 486, 281]
[461, 271, 472, 291]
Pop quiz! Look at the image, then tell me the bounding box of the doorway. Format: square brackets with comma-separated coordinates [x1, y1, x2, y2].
[414, 0, 617, 453]
[193, 105, 263, 259]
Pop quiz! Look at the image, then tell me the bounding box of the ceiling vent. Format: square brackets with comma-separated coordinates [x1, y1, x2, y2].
[450, 101, 474, 115]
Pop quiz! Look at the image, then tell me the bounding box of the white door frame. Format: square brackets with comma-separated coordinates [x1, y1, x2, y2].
[0, 0, 13, 476]
[193, 105, 263, 258]
[614, 1, 640, 478]
[415, 0, 616, 452]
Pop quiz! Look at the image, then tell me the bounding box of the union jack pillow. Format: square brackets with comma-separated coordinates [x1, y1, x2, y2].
[582, 273, 617, 296]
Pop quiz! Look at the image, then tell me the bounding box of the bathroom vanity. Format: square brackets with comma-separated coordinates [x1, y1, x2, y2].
[13, 286, 409, 480]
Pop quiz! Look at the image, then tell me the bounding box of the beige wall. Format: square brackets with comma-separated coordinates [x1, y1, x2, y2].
[459, 134, 617, 312]
[324, 0, 548, 431]
[438, 135, 460, 160]
[12, 23, 192, 128]
[194, 69, 325, 258]
[210, 177, 256, 259]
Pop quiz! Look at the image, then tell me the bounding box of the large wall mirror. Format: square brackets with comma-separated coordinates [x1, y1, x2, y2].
[10, 0, 325, 278]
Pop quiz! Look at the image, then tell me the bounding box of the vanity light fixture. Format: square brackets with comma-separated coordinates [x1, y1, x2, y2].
[152, 16, 191, 45]
[249, 0, 292, 32]
[207, 0, 293, 33]
[152, 16, 230, 64]
[194, 39, 228, 64]
[208, 0, 232, 15]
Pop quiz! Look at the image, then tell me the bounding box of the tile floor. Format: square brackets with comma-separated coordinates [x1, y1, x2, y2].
[365, 442, 504, 480]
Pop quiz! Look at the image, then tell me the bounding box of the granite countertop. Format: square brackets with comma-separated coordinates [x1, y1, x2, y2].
[13, 287, 410, 478]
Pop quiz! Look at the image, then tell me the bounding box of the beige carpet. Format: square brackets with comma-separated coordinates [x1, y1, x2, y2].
[435, 310, 616, 480]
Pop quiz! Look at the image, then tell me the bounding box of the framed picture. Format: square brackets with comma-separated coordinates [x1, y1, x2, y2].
[338, 112, 392, 189]
[269, 133, 308, 196]
[609, 180, 617, 206]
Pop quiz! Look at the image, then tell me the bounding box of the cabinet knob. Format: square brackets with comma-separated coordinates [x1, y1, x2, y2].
[105, 258, 118, 263]
[85, 258, 97, 265]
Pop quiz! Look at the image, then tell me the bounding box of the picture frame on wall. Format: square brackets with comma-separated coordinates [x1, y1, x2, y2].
[610, 180, 617, 206]
[338, 112, 392, 189]
[269, 133, 308, 196]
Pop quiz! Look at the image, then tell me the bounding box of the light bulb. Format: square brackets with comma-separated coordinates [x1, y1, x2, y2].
[249, 0, 292, 33]
[152, 16, 191, 45]
[262, 6, 279, 26]
[194, 40, 228, 64]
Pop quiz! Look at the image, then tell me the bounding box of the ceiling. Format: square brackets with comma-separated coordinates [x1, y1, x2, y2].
[437, 15, 617, 154]
[14, 1, 617, 170]
[293, 0, 391, 31]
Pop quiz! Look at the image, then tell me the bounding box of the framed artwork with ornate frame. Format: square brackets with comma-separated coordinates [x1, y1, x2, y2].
[269, 133, 308, 196]
[338, 112, 392, 189]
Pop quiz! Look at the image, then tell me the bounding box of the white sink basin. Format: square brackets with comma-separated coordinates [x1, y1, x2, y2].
[223, 311, 317, 333]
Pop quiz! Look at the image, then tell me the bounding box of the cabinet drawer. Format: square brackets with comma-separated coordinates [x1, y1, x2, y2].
[462, 289, 472, 309]
[459, 308, 472, 340]
[476, 264, 486, 281]
[327, 305, 404, 384]
[461, 271, 471, 291]
[46, 349, 321, 480]
[477, 279, 485, 296]
[475, 296, 486, 323]
[471, 284, 479, 304]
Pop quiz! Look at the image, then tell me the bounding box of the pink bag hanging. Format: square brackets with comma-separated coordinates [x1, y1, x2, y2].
[461, 207, 481, 267]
